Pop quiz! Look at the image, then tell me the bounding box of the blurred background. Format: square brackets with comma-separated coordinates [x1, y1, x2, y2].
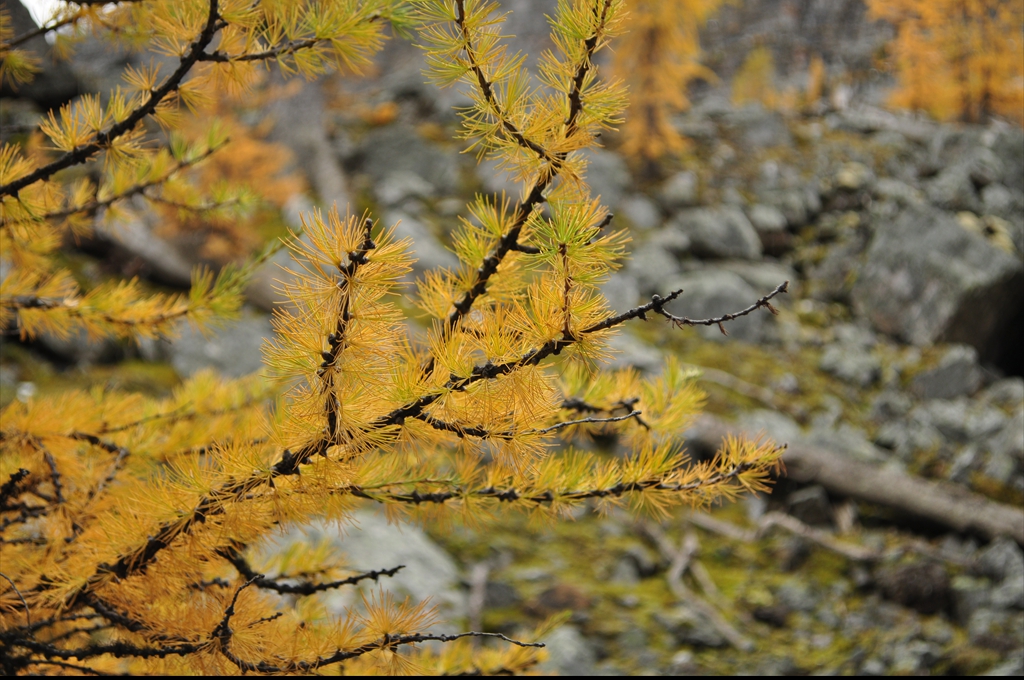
[2, 0, 1023, 674]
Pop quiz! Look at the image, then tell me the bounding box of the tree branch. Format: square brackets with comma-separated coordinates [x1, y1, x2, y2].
[217, 544, 405, 596]
[0, 0, 223, 199]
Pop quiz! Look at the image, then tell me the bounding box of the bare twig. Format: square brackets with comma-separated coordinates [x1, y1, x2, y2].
[217, 544, 405, 595]
[639, 523, 753, 651]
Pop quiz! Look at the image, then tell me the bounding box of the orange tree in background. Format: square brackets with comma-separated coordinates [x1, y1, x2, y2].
[869, 0, 1024, 125]
[611, 0, 723, 167]
[0, 0, 785, 674]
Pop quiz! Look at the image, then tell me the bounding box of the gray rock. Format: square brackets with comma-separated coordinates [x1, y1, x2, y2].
[978, 538, 1024, 583]
[834, 106, 938, 144]
[716, 260, 795, 295]
[926, 165, 980, 212]
[982, 378, 1024, 408]
[873, 178, 924, 206]
[746, 204, 787, 232]
[742, 409, 803, 445]
[673, 115, 718, 141]
[966, 147, 1006, 187]
[266, 75, 349, 205]
[987, 411, 1024, 464]
[604, 332, 663, 373]
[39, 328, 123, 367]
[850, 206, 1023, 359]
[991, 577, 1024, 610]
[723, 104, 793, 149]
[476, 156, 521, 197]
[951, 576, 991, 625]
[95, 199, 194, 287]
[383, 210, 458, 276]
[835, 162, 875, 191]
[259, 511, 466, 624]
[819, 344, 881, 387]
[600, 273, 640, 314]
[883, 414, 944, 462]
[168, 313, 274, 378]
[912, 398, 971, 443]
[809, 423, 889, 464]
[786, 485, 833, 526]
[990, 128, 1024, 190]
[807, 236, 867, 301]
[967, 405, 1010, 440]
[981, 183, 1023, 217]
[910, 345, 983, 399]
[663, 269, 768, 343]
[670, 206, 762, 260]
[360, 125, 459, 194]
[618, 194, 662, 231]
[580, 147, 631, 209]
[537, 625, 598, 676]
[776, 578, 818, 612]
[375, 171, 435, 206]
[758, 188, 812, 228]
[647, 224, 693, 256]
[658, 171, 699, 210]
[967, 607, 1013, 643]
[625, 243, 682, 296]
[869, 390, 913, 422]
[890, 641, 941, 674]
[984, 653, 1024, 676]
[484, 581, 522, 609]
[654, 607, 728, 648]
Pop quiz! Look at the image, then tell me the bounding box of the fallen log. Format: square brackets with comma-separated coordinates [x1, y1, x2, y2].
[687, 414, 1024, 546]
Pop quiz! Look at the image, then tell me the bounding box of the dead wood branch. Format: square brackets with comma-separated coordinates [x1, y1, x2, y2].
[687, 414, 1024, 545]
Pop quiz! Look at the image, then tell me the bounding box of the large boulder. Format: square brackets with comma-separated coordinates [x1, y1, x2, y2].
[167, 313, 274, 379]
[668, 206, 762, 260]
[357, 125, 459, 194]
[850, 205, 1023, 363]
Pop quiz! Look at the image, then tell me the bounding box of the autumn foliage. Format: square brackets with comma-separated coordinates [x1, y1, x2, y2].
[611, 0, 723, 165]
[0, 0, 784, 675]
[869, 0, 1024, 125]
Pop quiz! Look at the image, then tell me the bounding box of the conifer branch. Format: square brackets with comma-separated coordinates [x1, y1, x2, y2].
[414, 409, 642, 440]
[221, 630, 545, 675]
[21, 143, 226, 224]
[2, 1, 147, 50]
[19, 659, 116, 676]
[0, 570, 30, 627]
[531, 409, 642, 434]
[0, 0, 223, 199]
[321, 218, 377, 447]
[439, 0, 618, 338]
[453, 0, 558, 165]
[0, 468, 30, 507]
[346, 456, 777, 507]
[217, 544, 405, 595]
[211, 575, 260, 658]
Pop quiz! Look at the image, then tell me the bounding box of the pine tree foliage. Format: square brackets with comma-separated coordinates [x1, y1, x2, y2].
[731, 45, 779, 110]
[868, 0, 1024, 124]
[1, 0, 785, 674]
[611, 0, 723, 164]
